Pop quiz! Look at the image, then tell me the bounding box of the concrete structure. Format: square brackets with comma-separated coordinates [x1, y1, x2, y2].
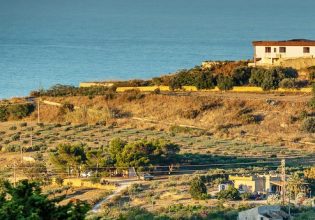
[238, 206, 289, 220]
[218, 181, 233, 191]
[251, 39, 315, 66]
[229, 174, 282, 194]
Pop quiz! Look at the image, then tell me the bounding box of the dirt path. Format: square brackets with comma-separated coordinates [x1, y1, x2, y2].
[91, 179, 138, 212]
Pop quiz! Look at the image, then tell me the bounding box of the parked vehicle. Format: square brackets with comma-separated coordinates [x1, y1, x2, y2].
[140, 173, 154, 181]
[81, 171, 93, 178]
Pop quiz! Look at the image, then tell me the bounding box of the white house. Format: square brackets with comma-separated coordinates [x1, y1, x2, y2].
[238, 206, 289, 220]
[252, 39, 315, 66]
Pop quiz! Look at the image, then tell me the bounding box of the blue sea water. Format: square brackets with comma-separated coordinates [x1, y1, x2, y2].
[1, 0, 315, 98]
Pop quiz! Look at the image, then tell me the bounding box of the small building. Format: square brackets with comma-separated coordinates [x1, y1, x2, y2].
[238, 205, 289, 220]
[229, 174, 282, 194]
[218, 181, 233, 191]
[251, 39, 315, 66]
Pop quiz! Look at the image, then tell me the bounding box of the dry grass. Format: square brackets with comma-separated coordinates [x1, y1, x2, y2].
[13, 92, 313, 149]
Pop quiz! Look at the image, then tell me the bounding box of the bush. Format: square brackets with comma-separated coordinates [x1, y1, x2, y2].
[7, 103, 35, 120]
[19, 122, 28, 127]
[279, 78, 302, 89]
[189, 177, 207, 199]
[9, 126, 17, 130]
[195, 72, 216, 89]
[217, 186, 240, 200]
[217, 76, 234, 90]
[250, 67, 298, 90]
[309, 71, 315, 81]
[0, 106, 8, 122]
[179, 109, 200, 119]
[301, 117, 315, 133]
[3, 145, 20, 152]
[240, 192, 251, 201]
[122, 89, 145, 101]
[232, 66, 252, 86]
[309, 97, 315, 109]
[30, 84, 116, 97]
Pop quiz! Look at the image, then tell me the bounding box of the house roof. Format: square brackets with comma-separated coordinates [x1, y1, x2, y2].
[253, 39, 315, 46]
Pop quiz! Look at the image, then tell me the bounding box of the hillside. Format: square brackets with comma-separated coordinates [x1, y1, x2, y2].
[30, 91, 315, 155]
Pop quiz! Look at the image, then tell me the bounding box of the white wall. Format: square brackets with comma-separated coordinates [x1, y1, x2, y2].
[255, 46, 315, 59]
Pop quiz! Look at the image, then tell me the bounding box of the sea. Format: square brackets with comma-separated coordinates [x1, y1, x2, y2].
[1, 0, 315, 98]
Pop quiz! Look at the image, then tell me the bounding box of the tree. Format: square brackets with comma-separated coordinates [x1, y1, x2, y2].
[189, 177, 207, 199]
[217, 186, 240, 200]
[110, 139, 180, 172]
[232, 66, 252, 86]
[0, 106, 8, 122]
[50, 143, 87, 177]
[87, 148, 112, 176]
[195, 71, 215, 89]
[0, 179, 90, 219]
[109, 138, 127, 163]
[287, 172, 307, 200]
[217, 76, 234, 91]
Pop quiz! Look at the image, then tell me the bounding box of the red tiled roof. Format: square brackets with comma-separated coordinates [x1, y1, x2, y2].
[253, 39, 315, 46]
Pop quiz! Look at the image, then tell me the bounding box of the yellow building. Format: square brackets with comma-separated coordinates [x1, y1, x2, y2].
[229, 174, 282, 194]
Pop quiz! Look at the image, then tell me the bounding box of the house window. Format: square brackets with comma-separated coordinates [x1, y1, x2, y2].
[304, 47, 310, 53]
[279, 47, 286, 53]
[274, 48, 277, 53]
[265, 47, 271, 53]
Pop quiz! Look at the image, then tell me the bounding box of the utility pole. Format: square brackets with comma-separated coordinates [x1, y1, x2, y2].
[19, 135, 23, 163]
[30, 129, 33, 148]
[13, 162, 16, 187]
[281, 159, 286, 205]
[37, 98, 40, 124]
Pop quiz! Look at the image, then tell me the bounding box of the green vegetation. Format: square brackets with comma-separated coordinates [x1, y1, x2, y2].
[30, 84, 116, 97]
[50, 143, 87, 176]
[216, 186, 241, 200]
[249, 67, 298, 90]
[189, 176, 207, 199]
[109, 138, 180, 171]
[0, 103, 35, 121]
[0, 179, 90, 219]
[29, 62, 304, 98]
[301, 117, 315, 133]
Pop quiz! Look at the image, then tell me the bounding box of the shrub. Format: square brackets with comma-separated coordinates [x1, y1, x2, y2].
[217, 76, 234, 90]
[19, 122, 27, 127]
[11, 133, 20, 141]
[308, 97, 315, 109]
[30, 84, 116, 97]
[189, 177, 207, 199]
[249, 67, 266, 86]
[9, 126, 17, 130]
[179, 109, 200, 119]
[301, 117, 315, 133]
[232, 66, 252, 86]
[250, 67, 298, 90]
[122, 89, 145, 101]
[7, 103, 35, 120]
[152, 88, 161, 94]
[260, 69, 279, 90]
[55, 177, 64, 186]
[0, 106, 8, 122]
[240, 192, 251, 201]
[279, 78, 300, 89]
[309, 71, 315, 81]
[3, 145, 20, 152]
[195, 72, 216, 89]
[216, 186, 240, 200]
